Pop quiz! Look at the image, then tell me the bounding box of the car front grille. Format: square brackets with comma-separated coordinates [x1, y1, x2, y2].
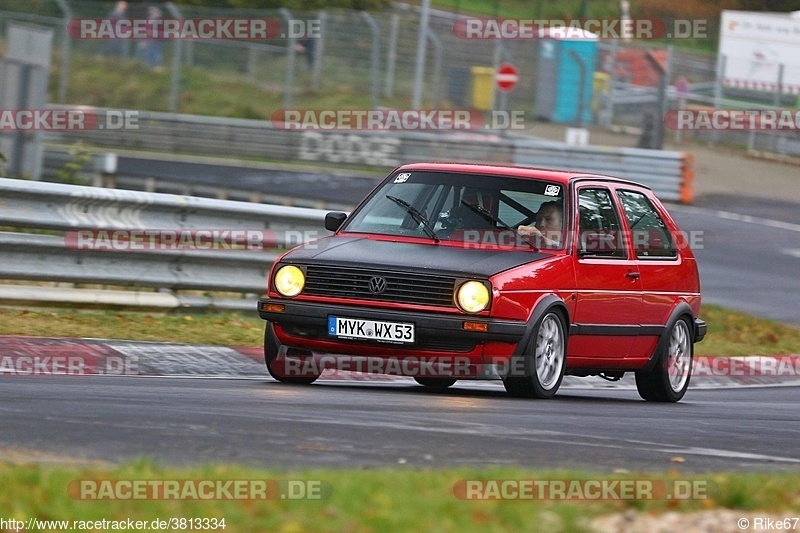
[302, 264, 456, 308]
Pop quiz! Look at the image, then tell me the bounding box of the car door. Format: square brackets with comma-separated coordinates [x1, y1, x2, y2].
[568, 185, 642, 361]
[615, 188, 685, 361]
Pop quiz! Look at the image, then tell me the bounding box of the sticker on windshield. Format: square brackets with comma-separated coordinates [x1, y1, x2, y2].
[544, 185, 560, 196]
[394, 173, 411, 183]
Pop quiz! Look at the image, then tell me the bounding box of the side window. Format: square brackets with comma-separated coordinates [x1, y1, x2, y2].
[617, 190, 678, 259]
[578, 188, 626, 258]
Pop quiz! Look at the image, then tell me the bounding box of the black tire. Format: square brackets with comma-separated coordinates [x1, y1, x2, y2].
[503, 310, 567, 399]
[264, 323, 319, 385]
[635, 317, 693, 402]
[414, 377, 457, 389]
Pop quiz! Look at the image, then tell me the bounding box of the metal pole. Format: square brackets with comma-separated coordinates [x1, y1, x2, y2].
[712, 54, 725, 145]
[490, 40, 503, 110]
[771, 63, 784, 153]
[311, 11, 326, 92]
[426, 28, 443, 108]
[773, 64, 783, 107]
[10, 65, 31, 178]
[54, 0, 72, 102]
[165, 3, 183, 113]
[661, 44, 673, 141]
[361, 12, 381, 110]
[599, 40, 618, 128]
[385, 14, 400, 98]
[184, 41, 193, 66]
[281, 8, 297, 109]
[643, 50, 666, 149]
[412, 0, 431, 109]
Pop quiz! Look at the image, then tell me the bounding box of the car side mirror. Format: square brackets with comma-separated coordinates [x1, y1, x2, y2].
[325, 212, 348, 232]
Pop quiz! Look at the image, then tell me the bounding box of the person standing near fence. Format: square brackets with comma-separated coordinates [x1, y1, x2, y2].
[102, 1, 128, 57]
[137, 5, 165, 71]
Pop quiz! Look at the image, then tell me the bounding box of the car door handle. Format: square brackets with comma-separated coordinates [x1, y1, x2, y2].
[626, 271, 641, 279]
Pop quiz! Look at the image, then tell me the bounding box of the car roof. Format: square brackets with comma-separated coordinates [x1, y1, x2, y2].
[396, 162, 650, 190]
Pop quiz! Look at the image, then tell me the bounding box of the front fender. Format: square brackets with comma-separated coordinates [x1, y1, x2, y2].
[513, 294, 570, 357]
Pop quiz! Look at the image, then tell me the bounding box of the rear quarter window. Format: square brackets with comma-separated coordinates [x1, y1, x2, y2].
[617, 190, 678, 259]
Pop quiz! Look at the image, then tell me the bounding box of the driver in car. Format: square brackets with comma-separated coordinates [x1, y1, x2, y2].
[518, 201, 563, 247]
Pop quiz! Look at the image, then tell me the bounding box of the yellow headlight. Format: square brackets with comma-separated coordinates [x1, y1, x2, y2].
[456, 281, 490, 313]
[274, 265, 305, 297]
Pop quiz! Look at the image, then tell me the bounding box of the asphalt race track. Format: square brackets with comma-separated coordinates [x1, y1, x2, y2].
[668, 201, 800, 325]
[1, 376, 799, 472]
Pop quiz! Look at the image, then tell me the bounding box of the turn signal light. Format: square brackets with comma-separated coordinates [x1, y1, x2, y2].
[262, 303, 285, 313]
[463, 322, 488, 332]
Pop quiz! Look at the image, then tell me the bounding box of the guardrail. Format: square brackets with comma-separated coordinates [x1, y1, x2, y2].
[512, 138, 695, 203]
[40, 149, 377, 210]
[0, 178, 330, 310]
[44, 106, 696, 202]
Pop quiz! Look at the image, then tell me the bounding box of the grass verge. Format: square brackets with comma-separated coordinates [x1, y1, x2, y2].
[55, 54, 409, 120]
[0, 304, 797, 356]
[0, 461, 798, 533]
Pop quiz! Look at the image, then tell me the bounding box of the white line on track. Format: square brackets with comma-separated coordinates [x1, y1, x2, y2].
[668, 204, 800, 232]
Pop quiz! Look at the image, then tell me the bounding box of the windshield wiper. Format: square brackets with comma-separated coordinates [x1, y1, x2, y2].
[461, 200, 512, 230]
[461, 200, 539, 251]
[386, 195, 440, 243]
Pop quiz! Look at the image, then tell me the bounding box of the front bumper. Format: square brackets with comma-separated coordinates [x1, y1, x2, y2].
[694, 318, 707, 343]
[257, 298, 527, 351]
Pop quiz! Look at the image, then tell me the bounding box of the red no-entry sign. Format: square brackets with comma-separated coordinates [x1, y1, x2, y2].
[496, 63, 518, 92]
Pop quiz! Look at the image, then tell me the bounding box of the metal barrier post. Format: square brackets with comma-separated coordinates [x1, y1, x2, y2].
[54, 0, 72, 103]
[426, 28, 442, 108]
[771, 64, 784, 154]
[599, 40, 617, 128]
[165, 3, 184, 113]
[712, 55, 726, 145]
[281, 8, 297, 109]
[412, 0, 431, 109]
[361, 12, 381, 110]
[311, 11, 326, 92]
[385, 13, 399, 98]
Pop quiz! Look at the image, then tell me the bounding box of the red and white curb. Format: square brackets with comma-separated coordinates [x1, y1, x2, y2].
[1, 336, 798, 389]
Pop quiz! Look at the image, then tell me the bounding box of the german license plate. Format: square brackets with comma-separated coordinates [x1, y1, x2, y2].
[328, 316, 415, 344]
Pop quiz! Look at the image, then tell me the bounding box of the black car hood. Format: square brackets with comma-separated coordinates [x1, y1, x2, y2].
[282, 235, 550, 278]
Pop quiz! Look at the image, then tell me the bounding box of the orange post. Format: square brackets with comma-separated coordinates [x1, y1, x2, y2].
[679, 152, 695, 203]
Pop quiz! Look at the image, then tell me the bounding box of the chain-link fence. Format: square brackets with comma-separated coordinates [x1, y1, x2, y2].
[2, 2, 798, 157]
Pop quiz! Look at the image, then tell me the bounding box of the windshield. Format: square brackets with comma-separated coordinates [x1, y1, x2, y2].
[343, 171, 566, 249]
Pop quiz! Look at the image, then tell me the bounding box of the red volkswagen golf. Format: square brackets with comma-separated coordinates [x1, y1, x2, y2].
[258, 163, 706, 402]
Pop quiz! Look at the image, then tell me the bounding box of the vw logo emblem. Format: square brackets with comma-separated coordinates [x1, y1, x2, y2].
[368, 276, 387, 294]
